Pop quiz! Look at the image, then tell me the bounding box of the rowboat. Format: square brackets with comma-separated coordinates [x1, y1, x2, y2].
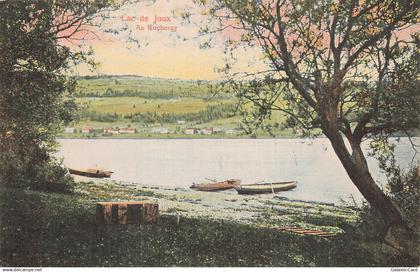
[68, 168, 113, 178]
[234, 181, 297, 194]
[190, 179, 241, 191]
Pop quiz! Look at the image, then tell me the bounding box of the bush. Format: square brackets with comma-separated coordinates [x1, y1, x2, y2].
[351, 166, 419, 266]
[0, 142, 74, 194]
[29, 161, 75, 193]
[0, 145, 28, 186]
[387, 167, 419, 230]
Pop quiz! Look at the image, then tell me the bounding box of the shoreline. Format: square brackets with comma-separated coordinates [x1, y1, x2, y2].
[57, 135, 325, 140]
[57, 134, 417, 140]
[0, 181, 392, 267]
[3, 177, 416, 266]
[73, 177, 359, 234]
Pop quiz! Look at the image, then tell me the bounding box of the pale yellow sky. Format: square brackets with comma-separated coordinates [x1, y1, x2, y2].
[72, 0, 264, 80]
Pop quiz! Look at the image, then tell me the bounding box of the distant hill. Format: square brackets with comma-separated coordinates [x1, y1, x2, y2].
[66, 75, 293, 139]
[76, 74, 214, 83]
[75, 75, 221, 99]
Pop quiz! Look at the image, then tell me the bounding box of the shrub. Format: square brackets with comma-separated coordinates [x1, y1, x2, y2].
[0, 142, 74, 194]
[387, 167, 419, 231]
[29, 161, 75, 193]
[352, 166, 419, 266]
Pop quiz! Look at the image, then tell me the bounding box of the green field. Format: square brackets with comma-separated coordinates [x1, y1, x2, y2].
[65, 75, 293, 138]
[77, 97, 228, 115]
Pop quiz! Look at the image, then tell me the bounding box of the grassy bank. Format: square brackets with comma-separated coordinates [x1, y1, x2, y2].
[0, 179, 415, 267]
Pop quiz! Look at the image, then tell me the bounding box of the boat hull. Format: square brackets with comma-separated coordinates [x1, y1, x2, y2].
[68, 168, 113, 178]
[190, 179, 241, 191]
[235, 181, 297, 194]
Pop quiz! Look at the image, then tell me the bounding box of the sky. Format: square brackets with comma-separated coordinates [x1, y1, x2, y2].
[69, 0, 419, 81]
[71, 0, 263, 80]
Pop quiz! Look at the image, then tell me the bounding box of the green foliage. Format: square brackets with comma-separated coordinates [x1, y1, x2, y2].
[0, 144, 28, 186]
[131, 103, 236, 124]
[347, 204, 418, 266]
[196, 0, 419, 232]
[353, 137, 418, 265]
[82, 111, 122, 122]
[387, 167, 419, 230]
[349, 167, 419, 266]
[202, 0, 420, 140]
[0, 141, 74, 193]
[29, 161, 75, 193]
[0, 1, 125, 190]
[369, 137, 419, 229]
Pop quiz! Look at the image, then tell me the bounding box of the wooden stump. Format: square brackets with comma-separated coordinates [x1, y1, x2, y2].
[96, 201, 159, 225]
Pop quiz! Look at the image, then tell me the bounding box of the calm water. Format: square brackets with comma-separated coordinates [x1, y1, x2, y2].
[56, 137, 418, 204]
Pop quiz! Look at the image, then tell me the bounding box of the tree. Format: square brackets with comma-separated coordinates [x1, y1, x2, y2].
[0, 0, 127, 189]
[195, 0, 419, 249]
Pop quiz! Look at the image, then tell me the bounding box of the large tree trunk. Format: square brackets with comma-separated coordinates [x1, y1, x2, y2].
[319, 100, 405, 226]
[323, 126, 416, 252]
[327, 132, 405, 226]
[318, 101, 414, 252]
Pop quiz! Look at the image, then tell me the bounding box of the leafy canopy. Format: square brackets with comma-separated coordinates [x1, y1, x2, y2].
[195, 0, 419, 142]
[0, 0, 129, 187]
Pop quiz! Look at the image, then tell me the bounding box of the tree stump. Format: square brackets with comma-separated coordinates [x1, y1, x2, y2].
[96, 201, 159, 224]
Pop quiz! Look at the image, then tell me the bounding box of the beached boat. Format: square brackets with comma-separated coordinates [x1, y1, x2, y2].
[68, 168, 113, 178]
[190, 179, 241, 191]
[234, 181, 297, 194]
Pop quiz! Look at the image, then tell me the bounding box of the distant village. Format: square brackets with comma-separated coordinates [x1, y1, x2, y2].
[63, 126, 240, 136]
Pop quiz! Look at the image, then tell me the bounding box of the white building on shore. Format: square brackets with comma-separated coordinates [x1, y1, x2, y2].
[199, 128, 213, 135]
[184, 128, 197, 135]
[151, 127, 169, 134]
[119, 128, 137, 134]
[64, 127, 75, 133]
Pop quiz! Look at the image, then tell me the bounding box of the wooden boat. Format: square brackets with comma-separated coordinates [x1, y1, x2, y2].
[68, 168, 113, 178]
[234, 181, 297, 194]
[190, 179, 241, 191]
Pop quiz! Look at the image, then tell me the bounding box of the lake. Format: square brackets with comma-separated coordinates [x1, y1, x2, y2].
[56, 137, 418, 204]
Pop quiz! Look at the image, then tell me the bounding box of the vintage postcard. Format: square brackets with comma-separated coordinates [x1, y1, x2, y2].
[0, 0, 419, 270]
